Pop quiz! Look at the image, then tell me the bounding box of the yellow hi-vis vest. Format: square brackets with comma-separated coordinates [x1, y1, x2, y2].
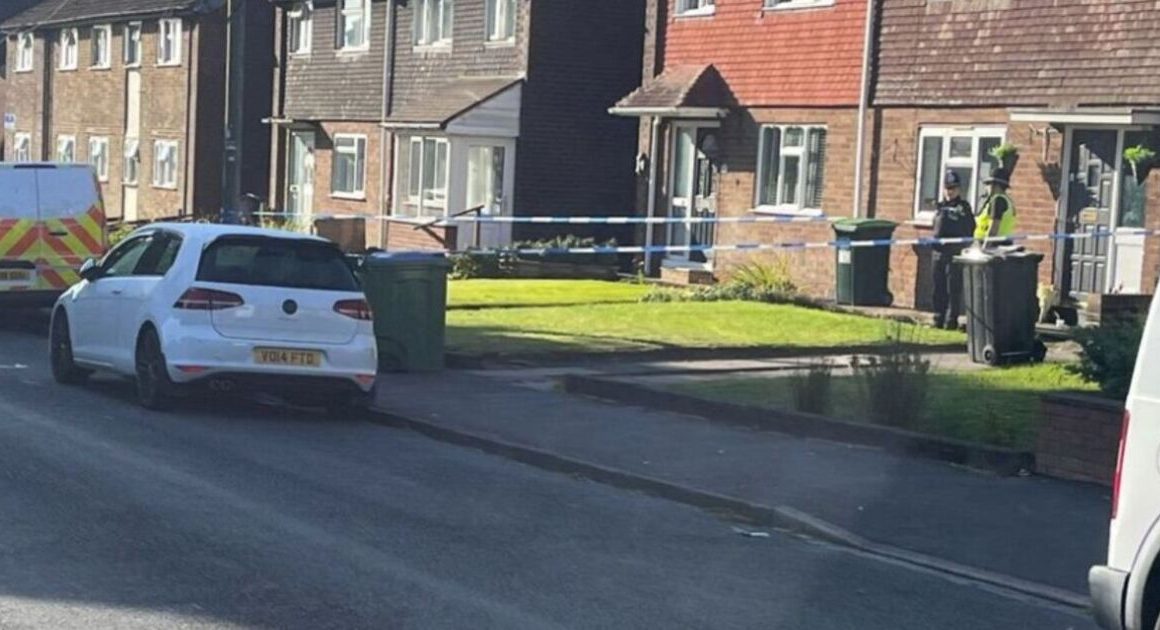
[975, 192, 1016, 240]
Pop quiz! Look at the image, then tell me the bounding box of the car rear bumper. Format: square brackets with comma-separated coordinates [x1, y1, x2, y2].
[1090, 565, 1129, 629]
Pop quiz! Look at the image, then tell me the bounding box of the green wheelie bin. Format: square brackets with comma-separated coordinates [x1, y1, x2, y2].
[360, 252, 450, 372]
[833, 218, 898, 306]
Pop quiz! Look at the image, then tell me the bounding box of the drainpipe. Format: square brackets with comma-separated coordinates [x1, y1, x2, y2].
[182, 15, 196, 217]
[851, 0, 876, 218]
[644, 116, 661, 272]
[378, 0, 397, 249]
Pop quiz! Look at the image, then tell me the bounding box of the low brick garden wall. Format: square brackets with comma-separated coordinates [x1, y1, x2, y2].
[1036, 392, 1124, 486]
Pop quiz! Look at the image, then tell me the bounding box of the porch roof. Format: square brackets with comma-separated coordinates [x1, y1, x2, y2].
[609, 65, 732, 119]
[1009, 108, 1160, 126]
[381, 77, 523, 130]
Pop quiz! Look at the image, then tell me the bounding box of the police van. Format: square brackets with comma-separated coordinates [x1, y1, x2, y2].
[0, 163, 107, 307]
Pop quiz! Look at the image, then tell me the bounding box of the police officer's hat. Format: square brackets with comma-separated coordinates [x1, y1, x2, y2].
[984, 167, 1012, 187]
[943, 171, 961, 188]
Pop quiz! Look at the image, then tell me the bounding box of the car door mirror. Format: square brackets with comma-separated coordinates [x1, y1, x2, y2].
[79, 258, 102, 281]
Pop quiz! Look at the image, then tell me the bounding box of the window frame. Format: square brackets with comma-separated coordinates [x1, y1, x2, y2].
[13, 133, 32, 162]
[89, 136, 110, 182]
[336, 0, 371, 51]
[56, 135, 76, 163]
[754, 124, 828, 216]
[157, 18, 183, 66]
[152, 139, 179, 189]
[16, 32, 34, 72]
[763, 0, 835, 10]
[330, 133, 368, 199]
[288, 1, 314, 55]
[58, 28, 79, 71]
[394, 135, 449, 218]
[414, 0, 453, 48]
[124, 22, 142, 67]
[912, 126, 1006, 223]
[123, 137, 141, 185]
[675, 0, 715, 17]
[485, 0, 515, 42]
[90, 24, 112, 69]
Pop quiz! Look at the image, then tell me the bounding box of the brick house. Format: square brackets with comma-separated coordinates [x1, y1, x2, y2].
[267, 0, 645, 252]
[874, 0, 1160, 313]
[0, 0, 44, 158]
[612, 0, 872, 289]
[1, 0, 273, 222]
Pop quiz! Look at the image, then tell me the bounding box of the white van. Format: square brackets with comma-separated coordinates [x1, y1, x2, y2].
[0, 163, 106, 307]
[1091, 297, 1160, 630]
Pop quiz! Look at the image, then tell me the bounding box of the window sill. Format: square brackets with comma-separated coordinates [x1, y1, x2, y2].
[762, 0, 835, 13]
[124, 62, 141, 69]
[152, 184, 178, 190]
[90, 65, 111, 71]
[907, 218, 935, 229]
[58, 67, 77, 72]
[751, 205, 824, 218]
[123, 182, 139, 188]
[484, 39, 516, 49]
[331, 192, 367, 201]
[412, 43, 452, 54]
[14, 68, 33, 74]
[335, 47, 369, 56]
[156, 61, 182, 68]
[661, 258, 713, 271]
[288, 50, 312, 58]
[675, 6, 716, 18]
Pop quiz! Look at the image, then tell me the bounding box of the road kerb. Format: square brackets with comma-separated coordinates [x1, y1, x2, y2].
[368, 404, 1091, 612]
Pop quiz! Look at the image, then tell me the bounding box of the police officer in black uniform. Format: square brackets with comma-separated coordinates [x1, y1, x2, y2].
[931, 171, 976, 330]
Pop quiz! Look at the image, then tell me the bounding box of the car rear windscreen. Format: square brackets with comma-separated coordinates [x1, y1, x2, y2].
[197, 236, 359, 291]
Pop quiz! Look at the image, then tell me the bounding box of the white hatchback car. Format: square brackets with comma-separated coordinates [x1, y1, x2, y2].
[48, 223, 377, 411]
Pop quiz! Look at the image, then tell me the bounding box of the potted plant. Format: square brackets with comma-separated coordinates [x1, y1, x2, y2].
[989, 143, 1020, 173]
[1124, 144, 1157, 185]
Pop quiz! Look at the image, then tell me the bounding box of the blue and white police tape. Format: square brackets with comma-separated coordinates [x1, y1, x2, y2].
[463, 228, 1158, 257]
[252, 211, 830, 225]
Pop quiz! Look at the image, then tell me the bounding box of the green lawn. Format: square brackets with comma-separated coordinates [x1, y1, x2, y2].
[448, 279, 651, 309]
[446, 296, 964, 356]
[665, 364, 1095, 448]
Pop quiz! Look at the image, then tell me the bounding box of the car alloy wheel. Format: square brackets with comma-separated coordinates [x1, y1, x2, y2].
[135, 329, 174, 410]
[50, 311, 89, 385]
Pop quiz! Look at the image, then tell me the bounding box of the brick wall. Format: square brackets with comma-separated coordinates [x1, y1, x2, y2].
[1037, 392, 1124, 486]
[309, 121, 387, 248]
[4, 32, 46, 162]
[380, 218, 457, 252]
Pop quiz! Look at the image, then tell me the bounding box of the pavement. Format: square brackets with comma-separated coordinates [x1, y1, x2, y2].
[374, 366, 1110, 598]
[0, 312, 1096, 629]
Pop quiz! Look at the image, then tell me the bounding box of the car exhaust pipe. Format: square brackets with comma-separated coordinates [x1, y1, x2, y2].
[208, 379, 235, 392]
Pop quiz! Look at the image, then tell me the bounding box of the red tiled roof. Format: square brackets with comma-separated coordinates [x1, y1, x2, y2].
[614, 64, 735, 110]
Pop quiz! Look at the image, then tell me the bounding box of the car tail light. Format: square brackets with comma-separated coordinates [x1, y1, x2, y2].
[335, 298, 372, 321]
[1112, 410, 1130, 520]
[174, 287, 244, 311]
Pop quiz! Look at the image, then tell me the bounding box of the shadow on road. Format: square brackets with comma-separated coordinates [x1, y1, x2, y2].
[0, 308, 50, 336]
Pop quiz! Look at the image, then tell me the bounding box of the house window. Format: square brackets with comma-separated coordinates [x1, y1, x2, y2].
[123, 138, 140, 185]
[152, 139, 179, 188]
[16, 32, 34, 72]
[57, 135, 76, 162]
[59, 28, 78, 70]
[337, 0, 370, 50]
[914, 127, 1004, 221]
[414, 0, 453, 46]
[89, 137, 110, 181]
[764, 0, 835, 9]
[395, 136, 449, 217]
[91, 25, 112, 68]
[124, 22, 142, 66]
[755, 125, 828, 214]
[158, 19, 182, 66]
[676, 0, 715, 17]
[331, 134, 367, 198]
[13, 133, 32, 162]
[288, 2, 313, 54]
[485, 0, 515, 41]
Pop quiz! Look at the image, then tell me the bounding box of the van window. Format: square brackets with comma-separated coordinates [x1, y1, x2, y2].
[0, 169, 38, 220]
[37, 167, 101, 220]
[197, 236, 359, 291]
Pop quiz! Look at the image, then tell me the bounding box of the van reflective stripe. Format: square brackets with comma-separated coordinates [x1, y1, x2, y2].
[0, 221, 39, 260]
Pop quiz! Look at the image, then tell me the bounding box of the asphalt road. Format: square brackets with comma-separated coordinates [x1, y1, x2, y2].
[0, 312, 1095, 629]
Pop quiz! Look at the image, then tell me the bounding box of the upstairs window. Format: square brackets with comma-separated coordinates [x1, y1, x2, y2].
[89, 137, 109, 181]
[91, 24, 112, 68]
[58, 28, 78, 70]
[124, 22, 142, 66]
[288, 2, 313, 54]
[158, 18, 182, 66]
[414, 0, 453, 47]
[153, 139, 179, 188]
[13, 133, 32, 162]
[16, 32, 34, 72]
[337, 0, 370, 50]
[755, 125, 828, 215]
[914, 127, 1004, 221]
[57, 135, 76, 163]
[485, 0, 515, 42]
[331, 134, 367, 198]
[676, 0, 715, 17]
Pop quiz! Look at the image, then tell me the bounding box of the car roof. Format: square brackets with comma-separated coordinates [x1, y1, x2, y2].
[143, 223, 332, 244]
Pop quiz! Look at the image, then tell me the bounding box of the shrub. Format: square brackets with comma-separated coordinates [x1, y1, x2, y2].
[107, 222, 136, 247]
[1069, 318, 1145, 400]
[788, 360, 834, 415]
[852, 325, 932, 428]
[638, 260, 799, 305]
[513, 235, 619, 267]
[449, 251, 510, 280]
[730, 260, 797, 296]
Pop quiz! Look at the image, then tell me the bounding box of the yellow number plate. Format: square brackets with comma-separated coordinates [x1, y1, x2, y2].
[253, 348, 323, 367]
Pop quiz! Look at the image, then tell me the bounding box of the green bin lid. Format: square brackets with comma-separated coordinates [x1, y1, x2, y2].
[832, 218, 898, 231]
[362, 251, 449, 268]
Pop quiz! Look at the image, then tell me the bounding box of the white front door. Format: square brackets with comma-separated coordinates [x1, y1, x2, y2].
[460, 138, 515, 250]
[122, 69, 141, 221]
[667, 124, 718, 265]
[286, 131, 315, 219]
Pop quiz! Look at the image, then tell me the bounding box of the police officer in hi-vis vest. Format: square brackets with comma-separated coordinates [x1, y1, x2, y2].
[931, 171, 975, 329]
[975, 166, 1017, 245]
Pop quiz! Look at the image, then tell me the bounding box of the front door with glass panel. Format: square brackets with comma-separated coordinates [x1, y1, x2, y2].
[668, 126, 719, 264]
[461, 139, 515, 250]
[1063, 129, 1117, 298]
[286, 131, 315, 219]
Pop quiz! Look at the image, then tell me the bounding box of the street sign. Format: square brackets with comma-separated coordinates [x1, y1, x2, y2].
[3, 113, 15, 130]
